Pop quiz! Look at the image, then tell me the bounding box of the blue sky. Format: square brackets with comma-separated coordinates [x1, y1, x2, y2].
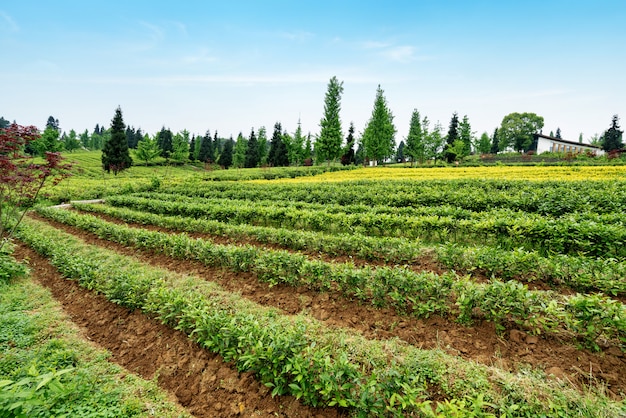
[1, 1, 624, 145]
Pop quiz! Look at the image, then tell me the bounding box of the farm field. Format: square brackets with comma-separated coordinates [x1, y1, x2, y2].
[11, 157, 626, 416]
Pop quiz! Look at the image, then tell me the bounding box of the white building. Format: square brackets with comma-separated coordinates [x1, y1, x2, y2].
[531, 133, 604, 155]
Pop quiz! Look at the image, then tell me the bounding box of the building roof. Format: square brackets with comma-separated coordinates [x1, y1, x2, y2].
[533, 133, 602, 149]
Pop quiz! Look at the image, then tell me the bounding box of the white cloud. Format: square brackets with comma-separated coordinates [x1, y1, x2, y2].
[0, 11, 19, 32]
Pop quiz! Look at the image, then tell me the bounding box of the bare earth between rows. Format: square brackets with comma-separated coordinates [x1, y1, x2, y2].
[13, 243, 344, 418]
[26, 213, 626, 399]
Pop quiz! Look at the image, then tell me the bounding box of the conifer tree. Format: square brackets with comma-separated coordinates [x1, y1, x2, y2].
[340, 122, 356, 165]
[245, 128, 259, 168]
[268, 122, 288, 166]
[101, 106, 132, 175]
[317, 76, 344, 165]
[405, 109, 426, 165]
[602, 114, 624, 152]
[232, 133, 247, 168]
[362, 85, 396, 164]
[444, 112, 459, 163]
[218, 137, 234, 168]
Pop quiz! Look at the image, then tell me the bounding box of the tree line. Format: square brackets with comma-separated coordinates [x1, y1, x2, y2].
[1, 76, 622, 173]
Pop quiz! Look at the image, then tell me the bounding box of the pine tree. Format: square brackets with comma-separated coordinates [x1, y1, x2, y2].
[257, 126, 269, 166]
[46, 116, 60, 132]
[156, 127, 173, 158]
[232, 133, 247, 168]
[490, 128, 500, 154]
[405, 109, 425, 165]
[602, 114, 624, 152]
[556, 128, 562, 139]
[268, 122, 288, 166]
[340, 122, 356, 165]
[101, 106, 132, 175]
[218, 137, 234, 168]
[396, 140, 406, 163]
[188, 136, 196, 161]
[362, 85, 396, 164]
[458, 115, 473, 157]
[291, 120, 306, 166]
[198, 132, 213, 163]
[317, 76, 344, 165]
[245, 128, 259, 168]
[444, 112, 459, 163]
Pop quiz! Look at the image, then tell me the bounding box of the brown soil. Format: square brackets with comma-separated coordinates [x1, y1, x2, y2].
[24, 213, 626, 401]
[13, 243, 344, 418]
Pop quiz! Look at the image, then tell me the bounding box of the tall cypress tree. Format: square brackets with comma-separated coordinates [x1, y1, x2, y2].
[362, 85, 396, 164]
[317, 76, 344, 165]
[405, 109, 425, 165]
[101, 106, 132, 175]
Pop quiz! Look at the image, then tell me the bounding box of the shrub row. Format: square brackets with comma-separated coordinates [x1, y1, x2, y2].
[16, 217, 625, 417]
[106, 193, 626, 258]
[73, 202, 626, 297]
[36, 207, 626, 351]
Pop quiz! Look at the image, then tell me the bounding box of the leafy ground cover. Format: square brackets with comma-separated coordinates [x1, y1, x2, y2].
[10, 153, 626, 416]
[0, 256, 189, 417]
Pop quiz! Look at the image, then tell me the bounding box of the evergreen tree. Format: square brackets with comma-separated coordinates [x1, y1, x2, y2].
[556, 128, 562, 139]
[317, 76, 344, 165]
[405, 109, 426, 165]
[0, 117, 9, 130]
[490, 128, 500, 154]
[362, 85, 396, 164]
[79, 129, 90, 149]
[198, 131, 213, 163]
[125, 126, 136, 148]
[290, 120, 306, 166]
[304, 133, 313, 165]
[218, 137, 234, 168]
[459, 115, 473, 157]
[188, 136, 196, 161]
[245, 128, 260, 168]
[257, 126, 269, 166]
[102, 106, 132, 175]
[602, 114, 624, 152]
[156, 127, 173, 158]
[340, 122, 356, 165]
[193, 134, 202, 160]
[232, 133, 247, 168]
[46, 116, 60, 132]
[444, 112, 459, 163]
[396, 140, 406, 163]
[268, 122, 288, 166]
[213, 131, 221, 160]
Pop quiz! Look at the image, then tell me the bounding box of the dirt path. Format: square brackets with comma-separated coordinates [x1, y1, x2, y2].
[25, 213, 626, 400]
[13, 243, 344, 418]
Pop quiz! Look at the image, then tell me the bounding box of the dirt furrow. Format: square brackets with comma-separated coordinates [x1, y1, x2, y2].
[13, 243, 343, 418]
[27, 213, 626, 399]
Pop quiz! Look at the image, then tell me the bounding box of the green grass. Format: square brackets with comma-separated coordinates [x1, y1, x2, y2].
[0, 267, 190, 418]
